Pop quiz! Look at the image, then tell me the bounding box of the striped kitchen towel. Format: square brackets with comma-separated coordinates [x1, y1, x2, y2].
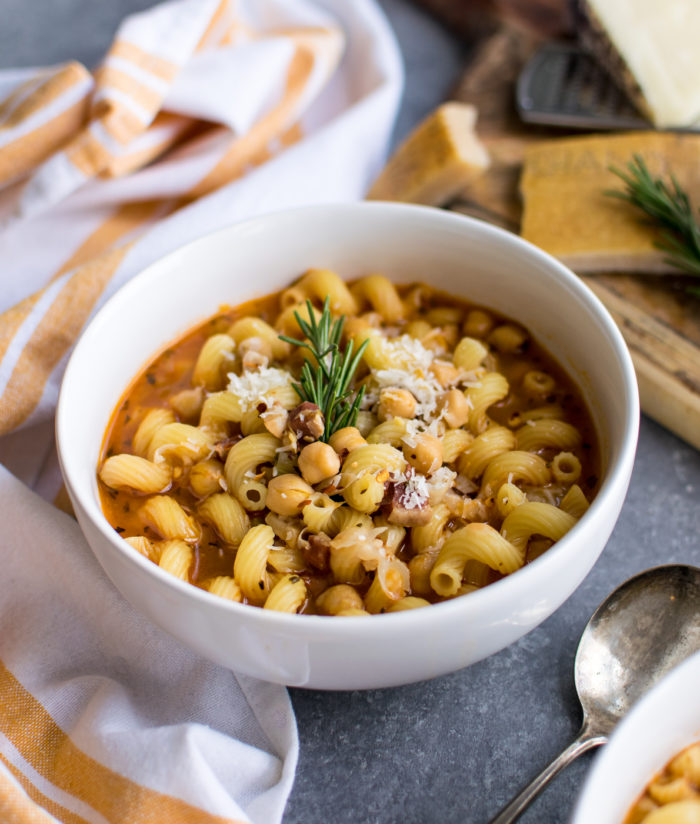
[0, 462, 298, 824]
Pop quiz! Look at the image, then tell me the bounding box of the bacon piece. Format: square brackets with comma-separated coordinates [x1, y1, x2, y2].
[386, 481, 432, 526]
[300, 532, 331, 573]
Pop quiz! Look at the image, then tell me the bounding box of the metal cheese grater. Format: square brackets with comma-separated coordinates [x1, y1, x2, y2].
[516, 41, 700, 132]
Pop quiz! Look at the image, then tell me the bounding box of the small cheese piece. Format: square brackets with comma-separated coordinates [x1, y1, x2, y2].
[581, 0, 700, 128]
[367, 102, 490, 206]
[227, 367, 292, 412]
[520, 131, 700, 274]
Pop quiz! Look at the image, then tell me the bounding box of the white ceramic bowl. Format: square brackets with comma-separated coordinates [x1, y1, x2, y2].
[56, 202, 639, 689]
[571, 650, 700, 823]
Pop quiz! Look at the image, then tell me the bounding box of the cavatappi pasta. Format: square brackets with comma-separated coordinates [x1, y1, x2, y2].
[624, 741, 700, 823]
[98, 270, 600, 615]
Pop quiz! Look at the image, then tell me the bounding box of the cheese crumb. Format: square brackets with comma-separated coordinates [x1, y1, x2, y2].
[426, 466, 457, 505]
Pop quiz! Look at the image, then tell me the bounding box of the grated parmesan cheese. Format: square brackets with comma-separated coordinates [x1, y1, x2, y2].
[227, 367, 292, 412]
[426, 466, 457, 505]
[362, 329, 488, 431]
[391, 468, 430, 510]
[381, 334, 434, 372]
[401, 417, 443, 448]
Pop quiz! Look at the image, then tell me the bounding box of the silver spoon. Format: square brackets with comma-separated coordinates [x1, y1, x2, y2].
[489, 564, 700, 824]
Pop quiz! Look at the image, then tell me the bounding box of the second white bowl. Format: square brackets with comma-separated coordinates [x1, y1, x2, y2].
[572, 650, 700, 823]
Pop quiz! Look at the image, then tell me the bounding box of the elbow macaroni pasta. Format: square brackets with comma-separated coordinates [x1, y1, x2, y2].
[351, 274, 404, 323]
[98, 271, 599, 615]
[624, 741, 700, 824]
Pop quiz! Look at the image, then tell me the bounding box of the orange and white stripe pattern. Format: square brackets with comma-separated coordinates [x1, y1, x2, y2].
[0, 459, 303, 823]
[0, 0, 352, 440]
[0, 664, 246, 824]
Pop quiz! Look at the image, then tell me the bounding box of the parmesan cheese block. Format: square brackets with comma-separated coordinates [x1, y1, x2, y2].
[580, 0, 700, 128]
[367, 102, 490, 206]
[520, 131, 700, 274]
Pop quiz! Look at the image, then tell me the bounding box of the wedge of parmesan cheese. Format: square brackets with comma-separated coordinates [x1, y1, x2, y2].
[520, 131, 700, 273]
[580, 0, 700, 128]
[367, 102, 490, 206]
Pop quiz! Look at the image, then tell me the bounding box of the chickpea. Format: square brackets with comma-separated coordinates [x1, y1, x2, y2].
[316, 584, 364, 615]
[437, 389, 470, 428]
[169, 386, 204, 422]
[403, 433, 443, 475]
[329, 426, 366, 456]
[189, 459, 225, 497]
[426, 306, 463, 326]
[463, 309, 494, 339]
[266, 474, 313, 516]
[430, 359, 461, 388]
[378, 388, 417, 421]
[441, 323, 459, 350]
[404, 319, 431, 340]
[488, 323, 528, 354]
[238, 336, 272, 370]
[298, 442, 341, 485]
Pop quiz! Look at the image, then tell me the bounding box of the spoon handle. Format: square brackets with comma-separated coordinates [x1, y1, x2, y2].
[487, 724, 607, 824]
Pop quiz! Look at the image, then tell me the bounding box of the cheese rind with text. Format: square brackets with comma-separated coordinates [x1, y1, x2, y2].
[520, 132, 700, 274]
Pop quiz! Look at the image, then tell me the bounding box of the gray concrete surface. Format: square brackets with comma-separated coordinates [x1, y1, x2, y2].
[2, 1, 699, 822]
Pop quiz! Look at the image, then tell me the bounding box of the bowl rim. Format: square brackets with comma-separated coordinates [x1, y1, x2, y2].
[56, 201, 640, 636]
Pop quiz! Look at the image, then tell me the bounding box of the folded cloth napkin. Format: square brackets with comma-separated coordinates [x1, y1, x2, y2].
[0, 0, 402, 820]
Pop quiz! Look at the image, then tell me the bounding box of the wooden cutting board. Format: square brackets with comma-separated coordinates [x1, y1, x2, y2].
[445, 23, 700, 450]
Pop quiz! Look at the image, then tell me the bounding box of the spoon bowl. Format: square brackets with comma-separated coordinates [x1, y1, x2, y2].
[490, 564, 700, 824]
[576, 564, 700, 735]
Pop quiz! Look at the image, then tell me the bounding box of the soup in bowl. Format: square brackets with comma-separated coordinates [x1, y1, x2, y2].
[56, 202, 639, 689]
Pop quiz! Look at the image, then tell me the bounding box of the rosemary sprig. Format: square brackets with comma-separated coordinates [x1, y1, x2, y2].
[606, 155, 700, 296]
[279, 297, 369, 440]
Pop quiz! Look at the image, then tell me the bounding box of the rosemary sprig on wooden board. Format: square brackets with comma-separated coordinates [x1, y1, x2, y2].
[607, 155, 700, 296]
[279, 297, 369, 440]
